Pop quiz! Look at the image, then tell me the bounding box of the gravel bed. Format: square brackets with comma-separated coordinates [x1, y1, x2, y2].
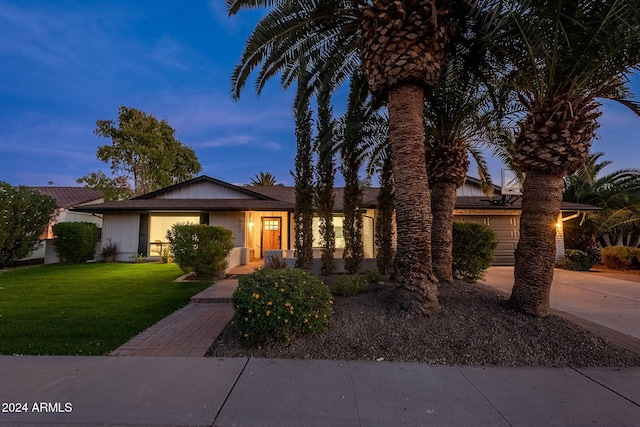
[207, 279, 640, 367]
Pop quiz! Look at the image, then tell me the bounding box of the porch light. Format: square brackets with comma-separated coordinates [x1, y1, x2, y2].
[248, 219, 254, 228]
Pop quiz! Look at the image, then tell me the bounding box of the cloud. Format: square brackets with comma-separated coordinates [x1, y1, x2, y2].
[199, 135, 283, 151]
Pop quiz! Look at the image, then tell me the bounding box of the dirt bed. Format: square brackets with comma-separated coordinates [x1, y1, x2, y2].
[207, 279, 640, 367]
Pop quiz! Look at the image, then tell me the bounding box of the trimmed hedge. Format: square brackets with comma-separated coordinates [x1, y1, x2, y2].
[601, 246, 640, 270]
[452, 222, 498, 282]
[556, 249, 592, 271]
[52, 222, 100, 263]
[166, 224, 234, 279]
[232, 268, 333, 345]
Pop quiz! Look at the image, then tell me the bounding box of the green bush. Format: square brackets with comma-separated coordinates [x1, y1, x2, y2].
[330, 274, 369, 296]
[52, 222, 100, 263]
[452, 222, 498, 283]
[556, 249, 592, 271]
[166, 224, 234, 279]
[601, 246, 640, 270]
[232, 268, 333, 345]
[0, 182, 57, 267]
[363, 268, 383, 284]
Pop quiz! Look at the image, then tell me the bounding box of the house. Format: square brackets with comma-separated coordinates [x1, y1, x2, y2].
[24, 186, 104, 263]
[73, 175, 596, 270]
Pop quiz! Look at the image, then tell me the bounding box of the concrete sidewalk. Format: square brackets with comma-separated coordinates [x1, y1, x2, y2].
[1, 356, 640, 426]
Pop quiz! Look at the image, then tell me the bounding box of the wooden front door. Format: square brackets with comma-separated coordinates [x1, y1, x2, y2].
[261, 217, 281, 257]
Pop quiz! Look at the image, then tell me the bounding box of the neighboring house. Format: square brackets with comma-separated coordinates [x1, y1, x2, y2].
[24, 186, 104, 263]
[73, 175, 596, 270]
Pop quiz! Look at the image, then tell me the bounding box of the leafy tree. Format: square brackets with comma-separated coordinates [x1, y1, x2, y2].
[0, 182, 57, 267]
[250, 172, 278, 186]
[494, 1, 640, 316]
[81, 106, 202, 197]
[228, 0, 459, 316]
[76, 170, 132, 202]
[315, 89, 336, 275]
[293, 73, 315, 270]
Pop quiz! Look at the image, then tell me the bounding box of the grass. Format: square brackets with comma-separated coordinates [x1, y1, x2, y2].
[0, 263, 210, 356]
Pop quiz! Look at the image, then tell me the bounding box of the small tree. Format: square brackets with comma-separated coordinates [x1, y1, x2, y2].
[166, 224, 234, 279]
[315, 89, 336, 275]
[0, 183, 57, 267]
[375, 154, 395, 275]
[52, 222, 101, 263]
[452, 222, 498, 283]
[293, 74, 315, 270]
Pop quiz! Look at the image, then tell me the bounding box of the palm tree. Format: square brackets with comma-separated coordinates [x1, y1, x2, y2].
[425, 14, 514, 283]
[250, 172, 278, 186]
[497, 1, 640, 316]
[227, 0, 462, 316]
[564, 152, 640, 250]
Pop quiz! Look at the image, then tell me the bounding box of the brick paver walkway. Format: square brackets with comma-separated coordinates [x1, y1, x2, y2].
[110, 278, 239, 357]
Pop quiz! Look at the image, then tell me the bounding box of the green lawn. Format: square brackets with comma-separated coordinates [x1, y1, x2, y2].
[0, 263, 210, 355]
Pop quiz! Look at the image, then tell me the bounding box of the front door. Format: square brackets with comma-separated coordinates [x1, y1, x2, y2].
[261, 217, 281, 257]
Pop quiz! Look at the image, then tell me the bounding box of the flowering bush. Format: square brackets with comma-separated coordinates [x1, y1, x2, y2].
[232, 268, 333, 345]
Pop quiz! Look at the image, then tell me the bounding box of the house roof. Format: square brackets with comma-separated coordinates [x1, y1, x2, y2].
[72, 175, 598, 214]
[133, 175, 274, 200]
[32, 186, 103, 208]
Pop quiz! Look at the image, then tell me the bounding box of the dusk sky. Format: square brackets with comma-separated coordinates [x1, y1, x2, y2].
[1, 1, 640, 189]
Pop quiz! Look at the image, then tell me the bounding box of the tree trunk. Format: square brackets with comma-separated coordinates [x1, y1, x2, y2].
[388, 84, 440, 316]
[509, 170, 564, 317]
[431, 181, 457, 283]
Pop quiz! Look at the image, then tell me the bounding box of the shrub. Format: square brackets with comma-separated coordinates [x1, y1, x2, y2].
[363, 268, 383, 284]
[330, 274, 369, 296]
[52, 222, 100, 263]
[99, 239, 119, 263]
[556, 249, 591, 271]
[0, 182, 57, 267]
[166, 224, 234, 279]
[452, 222, 498, 283]
[232, 268, 333, 345]
[601, 246, 640, 270]
[263, 252, 287, 269]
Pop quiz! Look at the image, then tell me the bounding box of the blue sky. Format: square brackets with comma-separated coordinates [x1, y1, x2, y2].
[1, 1, 640, 189]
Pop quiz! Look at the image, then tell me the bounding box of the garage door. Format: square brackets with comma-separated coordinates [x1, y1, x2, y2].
[454, 215, 520, 265]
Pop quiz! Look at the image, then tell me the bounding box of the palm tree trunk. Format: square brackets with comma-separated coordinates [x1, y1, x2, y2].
[431, 181, 457, 283]
[509, 170, 564, 317]
[388, 84, 440, 316]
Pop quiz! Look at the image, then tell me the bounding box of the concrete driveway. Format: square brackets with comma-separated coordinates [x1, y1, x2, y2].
[479, 267, 640, 341]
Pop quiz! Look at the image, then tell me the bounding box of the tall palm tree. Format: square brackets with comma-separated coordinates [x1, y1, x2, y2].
[227, 0, 462, 315]
[497, 1, 640, 316]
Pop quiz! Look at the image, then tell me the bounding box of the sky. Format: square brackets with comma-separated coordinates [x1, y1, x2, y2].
[1, 1, 640, 189]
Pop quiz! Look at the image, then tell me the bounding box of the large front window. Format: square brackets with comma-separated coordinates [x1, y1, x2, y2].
[312, 216, 345, 249]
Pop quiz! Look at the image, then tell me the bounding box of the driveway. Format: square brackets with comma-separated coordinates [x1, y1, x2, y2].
[479, 267, 640, 341]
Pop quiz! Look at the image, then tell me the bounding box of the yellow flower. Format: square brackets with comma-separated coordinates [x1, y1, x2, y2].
[244, 317, 248, 321]
[267, 301, 273, 306]
[315, 314, 319, 318]
[303, 318, 308, 323]
[266, 310, 271, 316]
[280, 288, 285, 292]
[243, 333, 248, 338]
[323, 314, 327, 318]
[254, 293, 260, 299]
[248, 309, 252, 313]
[329, 300, 333, 305]
[284, 319, 288, 323]
[285, 302, 291, 307]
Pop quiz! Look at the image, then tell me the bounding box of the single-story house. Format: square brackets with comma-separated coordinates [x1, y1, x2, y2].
[23, 186, 103, 263]
[72, 175, 596, 270]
